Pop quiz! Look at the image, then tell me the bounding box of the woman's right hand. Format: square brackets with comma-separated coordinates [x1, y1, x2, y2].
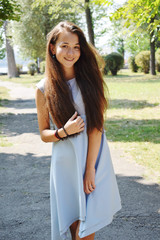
[64, 112, 85, 135]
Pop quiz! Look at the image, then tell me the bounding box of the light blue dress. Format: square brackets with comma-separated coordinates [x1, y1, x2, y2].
[36, 78, 121, 240]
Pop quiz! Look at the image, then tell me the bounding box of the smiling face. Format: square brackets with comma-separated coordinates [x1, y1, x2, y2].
[51, 30, 81, 76]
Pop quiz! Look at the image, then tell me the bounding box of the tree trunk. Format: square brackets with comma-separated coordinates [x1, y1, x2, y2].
[4, 21, 19, 78]
[150, 17, 156, 75]
[150, 30, 156, 75]
[85, 0, 95, 46]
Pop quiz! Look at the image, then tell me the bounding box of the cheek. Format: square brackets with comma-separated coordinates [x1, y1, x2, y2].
[75, 51, 80, 59]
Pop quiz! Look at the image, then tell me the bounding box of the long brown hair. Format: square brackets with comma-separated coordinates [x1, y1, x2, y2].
[45, 21, 108, 134]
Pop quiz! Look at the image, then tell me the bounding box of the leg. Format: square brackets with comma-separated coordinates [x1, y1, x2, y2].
[70, 220, 79, 240]
[76, 221, 95, 240]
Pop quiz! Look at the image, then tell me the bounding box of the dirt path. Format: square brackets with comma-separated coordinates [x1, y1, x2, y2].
[0, 80, 160, 240]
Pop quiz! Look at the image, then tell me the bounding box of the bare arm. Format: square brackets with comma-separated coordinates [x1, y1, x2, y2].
[83, 128, 102, 194]
[35, 88, 85, 142]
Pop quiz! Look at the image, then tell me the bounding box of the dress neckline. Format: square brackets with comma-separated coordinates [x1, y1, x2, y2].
[66, 78, 75, 83]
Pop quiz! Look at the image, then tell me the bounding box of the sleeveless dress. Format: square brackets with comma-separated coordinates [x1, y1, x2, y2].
[36, 78, 121, 240]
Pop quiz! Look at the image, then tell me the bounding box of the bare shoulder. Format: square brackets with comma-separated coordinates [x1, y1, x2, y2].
[35, 87, 46, 106]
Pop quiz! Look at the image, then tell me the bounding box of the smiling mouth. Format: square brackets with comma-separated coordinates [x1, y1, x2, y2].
[64, 58, 74, 62]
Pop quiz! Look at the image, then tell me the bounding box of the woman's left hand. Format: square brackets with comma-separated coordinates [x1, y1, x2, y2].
[83, 168, 96, 194]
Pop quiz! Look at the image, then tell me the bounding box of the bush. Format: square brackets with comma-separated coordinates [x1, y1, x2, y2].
[128, 56, 139, 72]
[135, 51, 150, 74]
[103, 52, 124, 75]
[16, 64, 23, 74]
[102, 55, 109, 75]
[40, 61, 45, 73]
[27, 62, 37, 76]
[155, 48, 160, 72]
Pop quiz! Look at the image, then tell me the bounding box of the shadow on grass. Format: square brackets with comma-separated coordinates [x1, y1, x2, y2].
[109, 99, 159, 109]
[0, 151, 160, 240]
[105, 118, 160, 143]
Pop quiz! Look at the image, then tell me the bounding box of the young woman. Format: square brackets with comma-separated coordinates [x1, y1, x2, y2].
[36, 21, 121, 240]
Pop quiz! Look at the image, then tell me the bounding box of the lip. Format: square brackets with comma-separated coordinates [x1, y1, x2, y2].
[64, 57, 74, 62]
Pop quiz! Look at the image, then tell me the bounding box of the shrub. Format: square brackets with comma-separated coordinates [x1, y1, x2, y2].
[103, 52, 124, 75]
[135, 51, 150, 74]
[27, 62, 37, 76]
[40, 61, 45, 73]
[155, 48, 160, 72]
[128, 56, 139, 72]
[16, 64, 23, 74]
[102, 55, 109, 75]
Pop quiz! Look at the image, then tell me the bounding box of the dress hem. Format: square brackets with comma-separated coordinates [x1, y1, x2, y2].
[79, 204, 122, 238]
[60, 216, 85, 237]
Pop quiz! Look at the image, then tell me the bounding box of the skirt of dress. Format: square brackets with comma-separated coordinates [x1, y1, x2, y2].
[50, 123, 121, 240]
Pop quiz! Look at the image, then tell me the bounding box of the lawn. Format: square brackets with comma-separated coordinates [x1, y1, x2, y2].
[105, 69, 160, 183]
[0, 73, 44, 88]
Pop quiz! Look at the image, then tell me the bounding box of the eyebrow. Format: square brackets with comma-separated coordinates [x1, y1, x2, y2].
[61, 42, 80, 45]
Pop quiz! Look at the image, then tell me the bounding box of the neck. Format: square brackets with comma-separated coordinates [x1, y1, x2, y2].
[63, 67, 75, 81]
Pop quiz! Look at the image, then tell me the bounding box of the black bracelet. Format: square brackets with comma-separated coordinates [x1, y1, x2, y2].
[55, 129, 64, 141]
[63, 126, 69, 137]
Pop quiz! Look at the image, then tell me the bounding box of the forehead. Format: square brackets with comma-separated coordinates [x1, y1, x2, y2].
[56, 30, 79, 44]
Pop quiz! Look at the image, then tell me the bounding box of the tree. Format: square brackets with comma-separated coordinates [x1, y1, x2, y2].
[4, 21, 18, 77]
[0, 0, 21, 77]
[11, 0, 54, 60]
[85, 0, 95, 45]
[0, 27, 5, 59]
[111, 0, 160, 75]
[0, 0, 21, 22]
[34, 0, 112, 47]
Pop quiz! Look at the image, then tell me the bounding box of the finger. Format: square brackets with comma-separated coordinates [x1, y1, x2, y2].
[78, 118, 84, 125]
[86, 184, 92, 194]
[91, 181, 96, 189]
[75, 116, 82, 123]
[70, 111, 77, 121]
[78, 127, 84, 132]
[89, 184, 94, 192]
[80, 122, 85, 128]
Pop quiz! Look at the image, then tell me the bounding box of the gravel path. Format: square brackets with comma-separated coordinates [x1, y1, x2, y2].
[0, 80, 160, 240]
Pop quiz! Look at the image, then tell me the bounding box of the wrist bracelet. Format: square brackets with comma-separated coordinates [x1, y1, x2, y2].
[55, 129, 64, 141]
[63, 126, 69, 137]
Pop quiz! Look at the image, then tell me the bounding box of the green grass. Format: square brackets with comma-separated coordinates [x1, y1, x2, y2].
[0, 73, 44, 88]
[105, 69, 160, 183]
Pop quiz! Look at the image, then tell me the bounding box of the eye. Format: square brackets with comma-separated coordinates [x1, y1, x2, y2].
[62, 45, 68, 48]
[74, 46, 80, 50]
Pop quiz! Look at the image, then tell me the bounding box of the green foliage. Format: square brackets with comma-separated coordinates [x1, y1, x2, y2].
[102, 55, 109, 75]
[16, 64, 23, 74]
[155, 48, 160, 63]
[33, 0, 83, 23]
[27, 62, 37, 76]
[103, 52, 124, 76]
[128, 56, 139, 72]
[34, 0, 112, 45]
[155, 48, 160, 72]
[0, 28, 5, 59]
[11, 0, 54, 60]
[135, 51, 150, 74]
[111, 0, 160, 38]
[40, 61, 45, 73]
[0, 0, 21, 23]
[125, 31, 150, 56]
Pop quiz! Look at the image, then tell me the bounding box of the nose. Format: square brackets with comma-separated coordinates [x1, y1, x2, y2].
[67, 47, 74, 56]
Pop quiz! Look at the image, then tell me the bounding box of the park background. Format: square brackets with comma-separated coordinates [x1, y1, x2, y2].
[0, 0, 160, 240]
